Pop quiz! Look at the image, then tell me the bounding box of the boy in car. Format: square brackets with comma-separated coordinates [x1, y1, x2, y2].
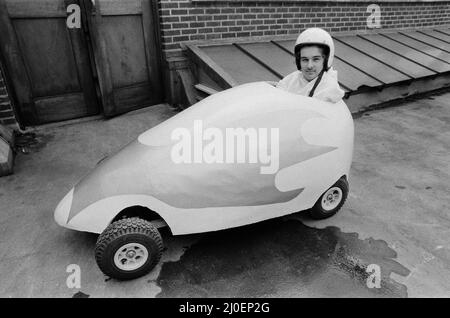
[277, 28, 345, 103]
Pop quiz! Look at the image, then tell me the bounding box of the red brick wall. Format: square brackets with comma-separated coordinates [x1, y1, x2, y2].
[159, 0, 450, 53]
[0, 64, 17, 127]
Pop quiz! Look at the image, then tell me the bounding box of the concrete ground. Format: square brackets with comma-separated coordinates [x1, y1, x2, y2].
[0, 93, 449, 298]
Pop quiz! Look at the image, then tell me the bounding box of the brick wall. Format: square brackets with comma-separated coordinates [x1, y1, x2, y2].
[0, 63, 17, 128]
[158, 0, 450, 54]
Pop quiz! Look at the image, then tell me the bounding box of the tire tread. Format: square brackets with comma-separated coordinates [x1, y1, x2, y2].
[95, 217, 163, 280]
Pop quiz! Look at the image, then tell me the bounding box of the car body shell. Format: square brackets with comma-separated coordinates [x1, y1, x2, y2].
[54, 82, 354, 235]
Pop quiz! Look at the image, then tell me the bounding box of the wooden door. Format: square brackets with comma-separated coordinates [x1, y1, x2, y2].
[84, 0, 163, 117]
[0, 0, 99, 125]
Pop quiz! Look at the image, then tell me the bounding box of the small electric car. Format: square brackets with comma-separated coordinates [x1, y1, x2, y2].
[54, 82, 354, 280]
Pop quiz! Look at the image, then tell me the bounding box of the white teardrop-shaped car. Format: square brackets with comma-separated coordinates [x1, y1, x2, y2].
[54, 82, 354, 280]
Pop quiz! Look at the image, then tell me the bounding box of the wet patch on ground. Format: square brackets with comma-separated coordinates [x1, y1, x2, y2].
[156, 219, 410, 298]
[14, 132, 54, 154]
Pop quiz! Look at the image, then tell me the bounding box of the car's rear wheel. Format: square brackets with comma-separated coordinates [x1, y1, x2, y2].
[95, 217, 163, 280]
[308, 178, 349, 220]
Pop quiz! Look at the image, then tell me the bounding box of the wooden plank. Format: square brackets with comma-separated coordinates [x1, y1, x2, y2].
[195, 84, 219, 96]
[400, 31, 450, 53]
[382, 33, 450, 65]
[333, 57, 382, 91]
[339, 35, 435, 79]
[1, 0, 100, 125]
[186, 44, 238, 89]
[6, 0, 67, 18]
[13, 18, 81, 97]
[97, 0, 142, 16]
[113, 82, 160, 109]
[66, 8, 100, 116]
[87, 0, 162, 116]
[79, 0, 100, 82]
[237, 42, 297, 78]
[435, 28, 450, 36]
[142, 0, 163, 101]
[200, 44, 280, 84]
[272, 40, 296, 55]
[333, 38, 410, 85]
[422, 29, 450, 44]
[198, 68, 225, 92]
[234, 43, 283, 79]
[87, 0, 116, 116]
[0, 0, 36, 124]
[347, 73, 450, 115]
[177, 69, 197, 106]
[34, 93, 95, 122]
[100, 15, 148, 87]
[359, 34, 450, 73]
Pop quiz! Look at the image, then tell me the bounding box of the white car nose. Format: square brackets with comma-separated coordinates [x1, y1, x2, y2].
[54, 188, 74, 227]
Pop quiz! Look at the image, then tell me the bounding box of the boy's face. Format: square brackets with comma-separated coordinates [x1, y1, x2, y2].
[299, 46, 325, 82]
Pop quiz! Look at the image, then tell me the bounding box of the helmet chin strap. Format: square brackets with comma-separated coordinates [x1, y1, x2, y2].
[308, 69, 325, 97]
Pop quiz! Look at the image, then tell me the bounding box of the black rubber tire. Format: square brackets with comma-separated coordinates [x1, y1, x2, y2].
[95, 217, 163, 280]
[308, 178, 349, 220]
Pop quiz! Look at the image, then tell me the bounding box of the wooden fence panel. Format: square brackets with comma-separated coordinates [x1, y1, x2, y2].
[0, 0, 99, 125]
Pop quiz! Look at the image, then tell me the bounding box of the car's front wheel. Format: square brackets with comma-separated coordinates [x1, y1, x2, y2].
[95, 217, 163, 280]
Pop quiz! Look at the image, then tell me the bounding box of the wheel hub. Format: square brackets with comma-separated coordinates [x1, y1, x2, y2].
[114, 243, 149, 271]
[126, 250, 136, 258]
[321, 187, 343, 211]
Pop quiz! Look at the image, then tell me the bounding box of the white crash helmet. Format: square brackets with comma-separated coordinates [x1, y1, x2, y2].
[294, 28, 335, 71]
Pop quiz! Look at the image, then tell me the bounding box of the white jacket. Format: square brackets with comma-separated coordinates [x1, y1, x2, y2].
[276, 68, 345, 103]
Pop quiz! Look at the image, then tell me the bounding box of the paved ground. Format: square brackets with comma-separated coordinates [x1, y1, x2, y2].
[0, 93, 449, 298]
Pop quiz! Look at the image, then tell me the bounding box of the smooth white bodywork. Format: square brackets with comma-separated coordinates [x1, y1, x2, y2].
[54, 82, 354, 235]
